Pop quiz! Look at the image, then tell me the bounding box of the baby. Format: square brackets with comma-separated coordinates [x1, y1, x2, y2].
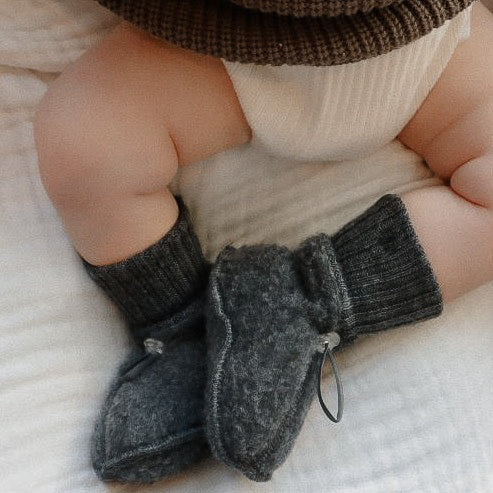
[33, 0, 493, 485]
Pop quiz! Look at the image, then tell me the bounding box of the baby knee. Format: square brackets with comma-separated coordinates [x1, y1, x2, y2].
[449, 153, 493, 209]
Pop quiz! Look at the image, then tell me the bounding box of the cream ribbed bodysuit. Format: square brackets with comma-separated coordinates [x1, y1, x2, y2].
[222, 7, 472, 163]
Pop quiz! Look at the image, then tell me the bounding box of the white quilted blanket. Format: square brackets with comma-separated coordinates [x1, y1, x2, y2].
[1, 1, 492, 492]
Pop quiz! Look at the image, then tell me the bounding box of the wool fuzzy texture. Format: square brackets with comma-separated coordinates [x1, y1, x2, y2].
[84, 199, 210, 483]
[94, 0, 473, 66]
[205, 195, 442, 481]
[3, 3, 493, 490]
[0, 0, 493, 493]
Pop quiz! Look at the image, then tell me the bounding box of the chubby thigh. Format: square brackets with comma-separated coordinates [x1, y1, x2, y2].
[36, 20, 252, 198]
[34, 20, 251, 264]
[106, 22, 252, 167]
[399, 1, 493, 180]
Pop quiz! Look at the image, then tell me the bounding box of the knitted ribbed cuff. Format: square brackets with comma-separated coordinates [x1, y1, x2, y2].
[332, 194, 443, 342]
[82, 197, 210, 328]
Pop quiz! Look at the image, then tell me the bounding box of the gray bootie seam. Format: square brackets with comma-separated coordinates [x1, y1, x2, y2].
[83, 197, 211, 484]
[205, 194, 442, 481]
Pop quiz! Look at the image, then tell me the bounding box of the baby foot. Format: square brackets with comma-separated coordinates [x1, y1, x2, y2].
[204, 195, 442, 481]
[92, 298, 209, 483]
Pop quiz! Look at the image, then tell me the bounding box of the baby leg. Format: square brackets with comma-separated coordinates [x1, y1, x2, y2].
[34, 21, 250, 483]
[35, 21, 250, 266]
[399, 1, 493, 301]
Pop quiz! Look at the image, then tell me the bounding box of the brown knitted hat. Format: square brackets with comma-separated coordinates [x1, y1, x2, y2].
[96, 0, 473, 66]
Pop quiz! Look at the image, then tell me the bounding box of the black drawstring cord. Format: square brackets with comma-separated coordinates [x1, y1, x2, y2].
[317, 338, 344, 423]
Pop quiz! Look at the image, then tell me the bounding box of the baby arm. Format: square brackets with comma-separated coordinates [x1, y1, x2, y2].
[34, 21, 251, 266]
[398, 1, 493, 301]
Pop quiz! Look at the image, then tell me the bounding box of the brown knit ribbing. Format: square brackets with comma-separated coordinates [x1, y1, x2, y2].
[228, 0, 401, 17]
[96, 0, 473, 66]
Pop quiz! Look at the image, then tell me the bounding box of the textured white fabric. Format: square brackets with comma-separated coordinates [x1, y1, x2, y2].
[1, 1, 492, 493]
[222, 8, 471, 162]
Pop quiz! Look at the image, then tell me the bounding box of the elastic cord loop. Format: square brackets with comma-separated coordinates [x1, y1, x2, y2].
[317, 341, 344, 423]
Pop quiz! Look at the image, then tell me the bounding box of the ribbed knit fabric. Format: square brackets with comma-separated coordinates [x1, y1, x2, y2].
[305, 195, 443, 342]
[83, 198, 210, 332]
[205, 194, 442, 481]
[94, 0, 473, 66]
[228, 0, 398, 16]
[222, 6, 471, 162]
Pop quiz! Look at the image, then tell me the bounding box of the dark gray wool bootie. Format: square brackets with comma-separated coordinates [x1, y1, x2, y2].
[83, 198, 210, 484]
[205, 194, 443, 481]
